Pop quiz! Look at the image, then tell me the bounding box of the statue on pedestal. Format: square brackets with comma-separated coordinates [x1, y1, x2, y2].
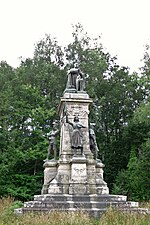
[76, 71, 86, 92]
[45, 121, 59, 161]
[66, 114, 86, 156]
[65, 65, 87, 93]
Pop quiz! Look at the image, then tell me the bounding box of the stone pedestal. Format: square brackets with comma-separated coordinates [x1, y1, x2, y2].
[96, 162, 109, 194]
[41, 160, 58, 194]
[45, 92, 109, 195]
[87, 159, 97, 194]
[69, 156, 89, 194]
[48, 160, 71, 194]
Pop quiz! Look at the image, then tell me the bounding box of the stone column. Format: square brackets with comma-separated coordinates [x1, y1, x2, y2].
[58, 92, 93, 161]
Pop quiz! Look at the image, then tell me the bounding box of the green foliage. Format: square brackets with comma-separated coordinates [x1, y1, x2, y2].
[113, 141, 150, 201]
[113, 98, 150, 200]
[133, 100, 150, 125]
[0, 42, 64, 200]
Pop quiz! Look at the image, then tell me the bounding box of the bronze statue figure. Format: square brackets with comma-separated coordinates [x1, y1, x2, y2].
[66, 114, 86, 156]
[46, 121, 59, 161]
[89, 123, 100, 160]
[65, 65, 87, 93]
[76, 71, 86, 92]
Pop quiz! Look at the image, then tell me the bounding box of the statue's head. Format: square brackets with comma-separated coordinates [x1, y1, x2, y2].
[74, 63, 79, 69]
[52, 121, 57, 128]
[74, 115, 79, 122]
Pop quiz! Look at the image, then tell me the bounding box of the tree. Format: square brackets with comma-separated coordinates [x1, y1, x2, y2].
[112, 43, 149, 200]
[113, 96, 150, 200]
[0, 37, 65, 200]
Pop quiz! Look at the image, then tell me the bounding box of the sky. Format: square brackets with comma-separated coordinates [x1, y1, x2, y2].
[0, 0, 150, 72]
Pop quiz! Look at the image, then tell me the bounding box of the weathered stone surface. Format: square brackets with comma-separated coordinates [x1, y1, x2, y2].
[18, 193, 149, 218]
[41, 161, 58, 194]
[42, 92, 109, 196]
[58, 94, 93, 158]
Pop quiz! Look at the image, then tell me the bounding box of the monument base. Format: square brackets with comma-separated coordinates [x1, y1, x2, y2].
[15, 193, 149, 218]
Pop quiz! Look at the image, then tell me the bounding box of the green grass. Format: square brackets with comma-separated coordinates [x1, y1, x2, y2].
[0, 197, 149, 225]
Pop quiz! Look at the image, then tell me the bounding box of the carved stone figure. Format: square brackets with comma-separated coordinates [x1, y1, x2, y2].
[76, 71, 86, 92]
[65, 65, 86, 92]
[66, 68, 78, 90]
[89, 123, 100, 160]
[46, 122, 59, 161]
[66, 114, 86, 156]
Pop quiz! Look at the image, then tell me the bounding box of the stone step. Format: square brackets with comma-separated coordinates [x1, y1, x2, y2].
[16, 194, 149, 218]
[24, 200, 139, 209]
[21, 207, 149, 218]
[21, 207, 107, 218]
[34, 194, 127, 202]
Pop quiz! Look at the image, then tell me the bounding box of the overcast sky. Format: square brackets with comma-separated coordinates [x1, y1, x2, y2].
[0, 0, 150, 72]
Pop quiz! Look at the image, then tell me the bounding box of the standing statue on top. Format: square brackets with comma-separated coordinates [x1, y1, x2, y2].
[65, 64, 87, 93]
[89, 123, 100, 161]
[45, 121, 59, 161]
[66, 114, 86, 156]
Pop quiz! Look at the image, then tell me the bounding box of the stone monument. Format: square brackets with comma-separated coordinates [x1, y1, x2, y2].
[42, 65, 109, 196]
[16, 66, 148, 217]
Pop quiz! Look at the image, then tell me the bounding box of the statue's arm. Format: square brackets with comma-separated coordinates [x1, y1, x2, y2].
[66, 114, 73, 126]
[47, 132, 51, 138]
[79, 122, 86, 128]
[55, 129, 59, 135]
